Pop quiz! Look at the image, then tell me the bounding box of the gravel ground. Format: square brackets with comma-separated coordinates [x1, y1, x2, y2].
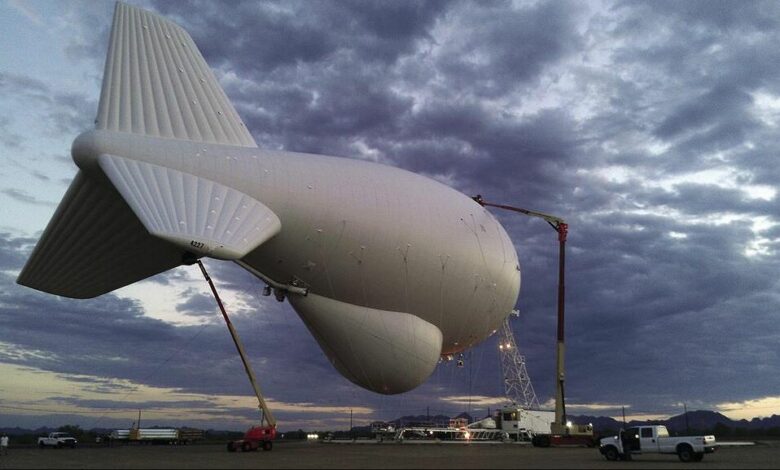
[0, 440, 777, 469]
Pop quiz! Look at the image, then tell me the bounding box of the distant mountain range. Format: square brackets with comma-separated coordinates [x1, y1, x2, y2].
[3, 410, 779, 436]
[571, 410, 780, 434]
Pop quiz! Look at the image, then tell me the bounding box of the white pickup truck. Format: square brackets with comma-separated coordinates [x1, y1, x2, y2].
[38, 432, 78, 448]
[599, 425, 716, 462]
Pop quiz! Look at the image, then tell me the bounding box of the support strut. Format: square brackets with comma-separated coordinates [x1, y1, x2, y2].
[196, 259, 276, 428]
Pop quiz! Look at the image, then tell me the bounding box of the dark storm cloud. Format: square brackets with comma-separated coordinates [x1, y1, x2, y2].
[158, 0, 780, 415]
[557, 207, 780, 407]
[6, 0, 780, 429]
[51, 396, 213, 411]
[654, 85, 755, 141]
[644, 183, 772, 215]
[584, 1, 780, 179]
[435, 1, 583, 97]
[619, 0, 780, 34]
[152, 0, 448, 72]
[611, 1, 780, 80]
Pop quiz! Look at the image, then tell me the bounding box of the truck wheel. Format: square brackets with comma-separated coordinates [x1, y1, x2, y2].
[262, 441, 273, 451]
[242, 441, 252, 452]
[604, 446, 619, 461]
[57, 442, 63, 449]
[227, 442, 236, 452]
[39, 442, 45, 449]
[677, 444, 694, 462]
[532, 435, 550, 447]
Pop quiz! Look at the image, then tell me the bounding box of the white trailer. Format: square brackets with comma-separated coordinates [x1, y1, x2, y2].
[109, 428, 201, 444]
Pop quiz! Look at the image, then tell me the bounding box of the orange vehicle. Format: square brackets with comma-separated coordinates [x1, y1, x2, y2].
[197, 261, 277, 453]
[227, 426, 276, 452]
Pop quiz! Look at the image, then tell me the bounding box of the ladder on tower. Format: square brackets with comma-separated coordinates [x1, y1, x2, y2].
[498, 316, 541, 410]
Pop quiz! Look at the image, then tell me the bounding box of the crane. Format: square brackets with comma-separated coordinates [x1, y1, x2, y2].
[195, 259, 278, 451]
[473, 195, 593, 446]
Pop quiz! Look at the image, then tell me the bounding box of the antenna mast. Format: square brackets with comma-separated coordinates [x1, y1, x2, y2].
[498, 316, 541, 409]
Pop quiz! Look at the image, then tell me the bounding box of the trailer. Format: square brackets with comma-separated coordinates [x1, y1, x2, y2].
[395, 426, 505, 442]
[396, 416, 506, 442]
[109, 427, 203, 445]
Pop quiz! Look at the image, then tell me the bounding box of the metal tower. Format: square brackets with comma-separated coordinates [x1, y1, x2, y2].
[498, 316, 540, 410]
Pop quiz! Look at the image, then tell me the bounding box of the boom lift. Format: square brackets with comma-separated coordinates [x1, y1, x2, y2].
[473, 195, 594, 447]
[195, 260, 277, 452]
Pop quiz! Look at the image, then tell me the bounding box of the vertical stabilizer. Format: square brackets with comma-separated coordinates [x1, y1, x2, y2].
[97, 2, 256, 147]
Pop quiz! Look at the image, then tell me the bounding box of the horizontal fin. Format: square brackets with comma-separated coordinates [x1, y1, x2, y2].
[96, 2, 256, 147]
[98, 154, 281, 259]
[17, 171, 184, 299]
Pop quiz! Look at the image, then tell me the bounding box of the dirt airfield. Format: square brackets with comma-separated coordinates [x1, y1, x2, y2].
[1, 440, 778, 469]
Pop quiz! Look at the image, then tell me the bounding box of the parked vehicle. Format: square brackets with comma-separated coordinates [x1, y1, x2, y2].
[227, 426, 276, 452]
[599, 425, 716, 462]
[38, 432, 78, 448]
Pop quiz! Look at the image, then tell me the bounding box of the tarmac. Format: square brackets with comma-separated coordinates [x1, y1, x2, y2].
[1, 440, 778, 469]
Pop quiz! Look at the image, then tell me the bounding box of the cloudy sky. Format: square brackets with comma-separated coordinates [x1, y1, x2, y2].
[2, 0, 780, 432]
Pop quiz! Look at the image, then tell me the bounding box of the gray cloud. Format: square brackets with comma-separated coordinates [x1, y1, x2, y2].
[434, 1, 584, 97]
[0, 72, 97, 138]
[1, 188, 56, 207]
[175, 289, 221, 318]
[654, 85, 755, 140]
[0, 116, 23, 149]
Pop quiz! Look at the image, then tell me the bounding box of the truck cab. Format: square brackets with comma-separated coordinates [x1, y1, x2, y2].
[495, 407, 555, 441]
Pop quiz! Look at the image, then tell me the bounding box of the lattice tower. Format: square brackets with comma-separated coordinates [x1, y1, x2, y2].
[498, 317, 540, 409]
